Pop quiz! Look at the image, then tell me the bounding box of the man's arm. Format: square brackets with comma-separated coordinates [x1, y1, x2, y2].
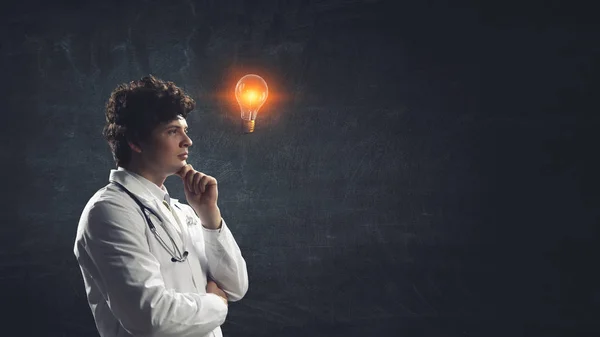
[76, 198, 228, 337]
[202, 219, 249, 302]
[175, 165, 249, 302]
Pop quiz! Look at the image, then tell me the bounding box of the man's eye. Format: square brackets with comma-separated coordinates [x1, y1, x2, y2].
[168, 130, 177, 135]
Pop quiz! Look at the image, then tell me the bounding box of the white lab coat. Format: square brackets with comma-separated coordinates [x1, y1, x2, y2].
[74, 168, 248, 337]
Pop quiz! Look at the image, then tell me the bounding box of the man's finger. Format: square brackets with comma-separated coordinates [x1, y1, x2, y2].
[199, 175, 207, 193]
[201, 175, 216, 193]
[193, 172, 203, 194]
[187, 170, 197, 193]
[176, 164, 193, 178]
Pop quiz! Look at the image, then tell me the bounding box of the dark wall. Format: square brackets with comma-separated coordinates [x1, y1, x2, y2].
[1, 0, 598, 336]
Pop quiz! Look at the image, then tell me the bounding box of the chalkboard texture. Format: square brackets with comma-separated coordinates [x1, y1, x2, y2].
[1, 0, 598, 336]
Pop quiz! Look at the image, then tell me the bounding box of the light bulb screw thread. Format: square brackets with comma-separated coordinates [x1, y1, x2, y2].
[241, 119, 255, 133]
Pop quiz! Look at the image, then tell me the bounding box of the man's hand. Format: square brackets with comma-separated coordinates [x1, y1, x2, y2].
[207, 280, 228, 305]
[176, 164, 222, 229]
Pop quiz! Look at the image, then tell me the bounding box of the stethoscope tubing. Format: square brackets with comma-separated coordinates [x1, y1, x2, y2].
[110, 181, 188, 263]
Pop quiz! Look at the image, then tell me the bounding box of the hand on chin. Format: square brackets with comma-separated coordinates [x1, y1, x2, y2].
[168, 159, 188, 176]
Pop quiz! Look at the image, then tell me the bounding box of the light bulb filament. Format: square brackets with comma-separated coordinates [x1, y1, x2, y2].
[245, 90, 257, 103]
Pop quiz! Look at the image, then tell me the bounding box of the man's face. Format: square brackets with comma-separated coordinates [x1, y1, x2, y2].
[139, 116, 192, 175]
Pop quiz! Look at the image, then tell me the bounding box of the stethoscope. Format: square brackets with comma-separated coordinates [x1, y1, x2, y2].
[111, 181, 189, 263]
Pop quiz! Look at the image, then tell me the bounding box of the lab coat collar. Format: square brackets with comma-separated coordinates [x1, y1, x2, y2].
[109, 167, 186, 245]
[119, 167, 173, 205]
[109, 167, 180, 204]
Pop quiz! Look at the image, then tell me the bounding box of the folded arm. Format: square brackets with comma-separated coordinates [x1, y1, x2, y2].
[202, 219, 249, 302]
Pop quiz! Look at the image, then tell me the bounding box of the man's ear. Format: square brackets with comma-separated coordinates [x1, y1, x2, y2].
[128, 140, 143, 153]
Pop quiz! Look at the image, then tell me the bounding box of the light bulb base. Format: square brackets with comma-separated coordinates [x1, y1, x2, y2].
[241, 119, 255, 133]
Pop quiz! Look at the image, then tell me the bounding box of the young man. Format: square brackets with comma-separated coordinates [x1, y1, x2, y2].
[74, 75, 248, 337]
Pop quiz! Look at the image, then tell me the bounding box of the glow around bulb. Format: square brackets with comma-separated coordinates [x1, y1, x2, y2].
[235, 74, 268, 133]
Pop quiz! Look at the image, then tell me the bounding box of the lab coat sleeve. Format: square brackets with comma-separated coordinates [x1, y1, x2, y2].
[77, 198, 228, 337]
[202, 219, 249, 302]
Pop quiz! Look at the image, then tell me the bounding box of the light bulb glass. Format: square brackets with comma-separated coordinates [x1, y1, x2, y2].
[235, 74, 268, 133]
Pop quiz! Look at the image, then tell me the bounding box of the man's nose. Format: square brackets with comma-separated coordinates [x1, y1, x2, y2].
[183, 134, 193, 148]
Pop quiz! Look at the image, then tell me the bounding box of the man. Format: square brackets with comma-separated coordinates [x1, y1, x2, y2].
[74, 75, 248, 337]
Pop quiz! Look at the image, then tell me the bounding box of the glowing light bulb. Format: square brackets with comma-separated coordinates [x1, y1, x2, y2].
[235, 74, 268, 133]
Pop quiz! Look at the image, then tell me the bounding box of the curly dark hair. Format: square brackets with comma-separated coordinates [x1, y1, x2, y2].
[102, 74, 196, 168]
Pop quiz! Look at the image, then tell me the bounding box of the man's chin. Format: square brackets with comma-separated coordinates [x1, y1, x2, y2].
[174, 161, 188, 174]
[165, 161, 187, 176]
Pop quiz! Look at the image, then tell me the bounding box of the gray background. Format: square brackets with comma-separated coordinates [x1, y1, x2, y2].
[1, 0, 598, 336]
